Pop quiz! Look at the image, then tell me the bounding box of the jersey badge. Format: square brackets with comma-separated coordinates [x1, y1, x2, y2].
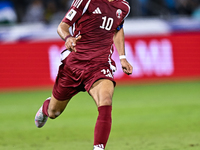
[66, 9, 77, 21]
[116, 9, 122, 19]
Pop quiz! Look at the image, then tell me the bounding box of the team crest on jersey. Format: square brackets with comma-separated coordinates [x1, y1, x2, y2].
[116, 9, 122, 19]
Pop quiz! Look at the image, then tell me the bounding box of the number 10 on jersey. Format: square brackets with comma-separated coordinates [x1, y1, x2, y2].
[100, 16, 114, 31]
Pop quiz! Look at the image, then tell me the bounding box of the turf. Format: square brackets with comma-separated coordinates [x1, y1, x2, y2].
[0, 81, 200, 150]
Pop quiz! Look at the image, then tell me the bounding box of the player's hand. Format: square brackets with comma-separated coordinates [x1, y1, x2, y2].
[65, 35, 82, 52]
[120, 59, 133, 75]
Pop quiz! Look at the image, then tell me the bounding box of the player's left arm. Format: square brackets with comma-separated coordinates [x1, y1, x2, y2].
[113, 27, 133, 75]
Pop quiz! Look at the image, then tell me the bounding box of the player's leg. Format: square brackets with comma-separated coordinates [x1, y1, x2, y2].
[47, 94, 71, 119]
[35, 63, 82, 128]
[89, 79, 114, 150]
[35, 94, 70, 128]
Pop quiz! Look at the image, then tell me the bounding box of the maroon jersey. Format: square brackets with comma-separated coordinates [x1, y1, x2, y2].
[62, 0, 130, 70]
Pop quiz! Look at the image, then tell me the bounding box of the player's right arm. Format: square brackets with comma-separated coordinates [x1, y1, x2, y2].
[57, 22, 81, 52]
[57, 0, 89, 52]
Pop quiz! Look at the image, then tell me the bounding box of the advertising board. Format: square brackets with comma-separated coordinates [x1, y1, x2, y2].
[0, 32, 200, 89]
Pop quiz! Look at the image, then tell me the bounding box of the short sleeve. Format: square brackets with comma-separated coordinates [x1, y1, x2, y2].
[62, 0, 91, 26]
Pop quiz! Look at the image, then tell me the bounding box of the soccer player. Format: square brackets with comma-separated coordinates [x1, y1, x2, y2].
[35, 0, 133, 149]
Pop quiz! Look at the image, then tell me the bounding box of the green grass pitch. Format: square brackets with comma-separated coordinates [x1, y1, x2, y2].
[0, 81, 200, 150]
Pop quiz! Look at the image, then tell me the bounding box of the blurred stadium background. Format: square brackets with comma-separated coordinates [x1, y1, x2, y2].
[0, 0, 200, 150]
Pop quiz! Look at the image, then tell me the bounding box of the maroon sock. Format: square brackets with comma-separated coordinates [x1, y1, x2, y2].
[42, 98, 50, 117]
[94, 105, 112, 149]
